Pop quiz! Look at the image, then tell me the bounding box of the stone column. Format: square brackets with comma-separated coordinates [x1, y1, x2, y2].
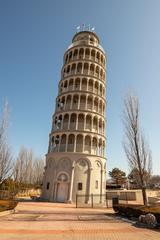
[74, 135, 77, 152]
[70, 95, 73, 109]
[68, 166, 75, 203]
[82, 62, 84, 74]
[85, 95, 87, 110]
[68, 114, 71, 130]
[100, 169, 104, 203]
[65, 135, 68, 152]
[76, 114, 78, 130]
[90, 136, 92, 154]
[83, 49, 85, 59]
[49, 167, 56, 201]
[86, 166, 93, 203]
[78, 94, 80, 110]
[82, 135, 84, 153]
[53, 182, 58, 201]
[61, 114, 64, 130]
[86, 78, 88, 92]
[80, 78, 82, 90]
[58, 136, 61, 152]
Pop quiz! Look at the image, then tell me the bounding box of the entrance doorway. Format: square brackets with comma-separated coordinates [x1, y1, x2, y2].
[57, 182, 68, 202]
[56, 173, 69, 202]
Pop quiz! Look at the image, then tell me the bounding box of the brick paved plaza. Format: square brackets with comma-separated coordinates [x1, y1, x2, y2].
[0, 201, 159, 240]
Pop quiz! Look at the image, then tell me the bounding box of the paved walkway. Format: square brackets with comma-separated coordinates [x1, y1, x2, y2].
[0, 201, 159, 240]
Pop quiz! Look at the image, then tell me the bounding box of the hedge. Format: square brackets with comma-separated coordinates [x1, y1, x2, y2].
[0, 200, 18, 212]
[113, 204, 160, 223]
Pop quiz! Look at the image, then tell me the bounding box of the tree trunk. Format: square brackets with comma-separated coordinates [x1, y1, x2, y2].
[142, 187, 148, 205]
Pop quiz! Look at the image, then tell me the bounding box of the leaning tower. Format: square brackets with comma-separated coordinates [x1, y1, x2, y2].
[42, 28, 106, 203]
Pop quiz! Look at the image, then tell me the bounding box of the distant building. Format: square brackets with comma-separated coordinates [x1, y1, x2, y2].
[42, 29, 107, 203]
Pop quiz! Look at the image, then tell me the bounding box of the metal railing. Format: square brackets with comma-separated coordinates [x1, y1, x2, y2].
[76, 194, 112, 208]
[76, 192, 142, 208]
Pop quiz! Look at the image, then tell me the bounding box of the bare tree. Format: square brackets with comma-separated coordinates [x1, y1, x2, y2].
[123, 94, 152, 205]
[32, 157, 44, 185]
[128, 168, 151, 189]
[0, 100, 12, 185]
[13, 147, 44, 187]
[13, 147, 34, 185]
[150, 175, 160, 188]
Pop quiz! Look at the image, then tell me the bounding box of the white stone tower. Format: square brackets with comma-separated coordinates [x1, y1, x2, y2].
[42, 29, 106, 203]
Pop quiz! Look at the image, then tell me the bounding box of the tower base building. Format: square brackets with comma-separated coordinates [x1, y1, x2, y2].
[42, 29, 107, 203]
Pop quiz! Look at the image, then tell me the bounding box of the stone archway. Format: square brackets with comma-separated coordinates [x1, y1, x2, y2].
[56, 173, 69, 202]
[73, 158, 91, 203]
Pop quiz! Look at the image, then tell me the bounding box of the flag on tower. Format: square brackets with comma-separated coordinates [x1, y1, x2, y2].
[76, 26, 80, 30]
[82, 23, 85, 31]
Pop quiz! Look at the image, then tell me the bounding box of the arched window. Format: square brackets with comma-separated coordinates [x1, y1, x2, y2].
[65, 54, 68, 63]
[63, 114, 69, 130]
[72, 95, 79, 109]
[102, 141, 105, 156]
[66, 95, 71, 110]
[69, 51, 72, 60]
[50, 136, 54, 152]
[91, 49, 95, 60]
[68, 79, 74, 91]
[54, 135, 60, 152]
[93, 116, 98, 132]
[57, 173, 68, 182]
[73, 49, 78, 59]
[80, 95, 86, 110]
[60, 134, 66, 152]
[81, 78, 87, 90]
[85, 115, 91, 131]
[99, 100, 102, 114]
[64, 81, 68, 91]
[78, 114, 84, 130]
[84, 63, 89, 75]
[84, 136, 91, 154]
[85, 48, 90, 59]
[92, 137, 98, 155]
[96, 52, 100, 62]
[95, 180, 98, 189]
[88, 79, 93, 92]
[90, 64, 94, 75]
[77, 62, 82, 74]
[79, 48, 84, 59]
[93, 97, 98, 112]
[94, 81, 98, 94]
[75, 78, 80, 90]
[70, 113, 77, 130]
[102, 103, 105, 115]
[99, 119, 102, 134]
[87, 96, 92, 110]
[102, 121, 105, 134]
[71, 63, 76, 75]
[76, 134, 83, 152]
[99, 84, 102, 96]
[67, 134, 75, 152]
[95, 66, 99, 77]
[98, 139, 102, 156]
[57, 115, 62, 129]
[67, 65, 70, 73]
[59, 82, 63, 94]
[101, 55, 103, 64]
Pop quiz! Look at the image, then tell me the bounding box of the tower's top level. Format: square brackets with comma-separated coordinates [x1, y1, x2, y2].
[72, 31, 100, 44]
[68, 30, 105, 53]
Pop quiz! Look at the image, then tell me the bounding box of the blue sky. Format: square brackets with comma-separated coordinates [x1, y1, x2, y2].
[0, 0, 160, 175]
